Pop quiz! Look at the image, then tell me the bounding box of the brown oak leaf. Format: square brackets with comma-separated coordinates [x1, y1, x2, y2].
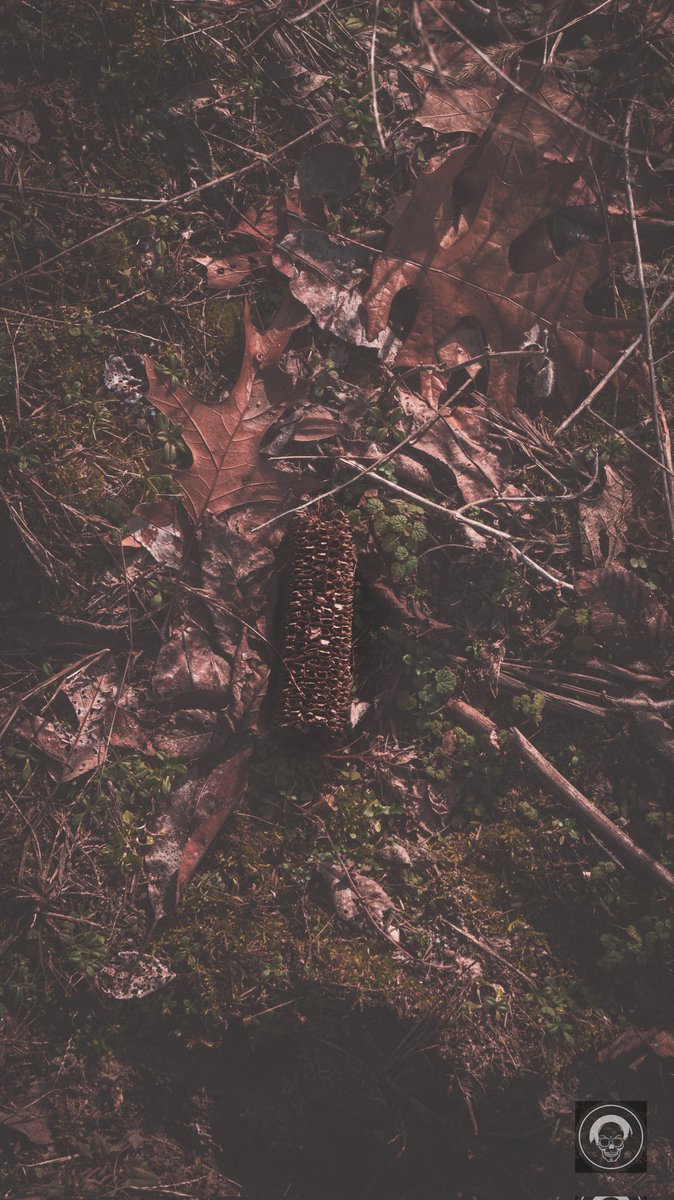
[363, 144, 640, 414]
[144, 290, 309, 522]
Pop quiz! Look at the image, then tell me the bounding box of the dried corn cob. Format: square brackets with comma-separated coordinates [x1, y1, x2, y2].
[277, 499, 356, 739]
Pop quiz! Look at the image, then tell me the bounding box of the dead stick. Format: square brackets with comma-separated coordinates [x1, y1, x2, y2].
[512, 728, 674, 897]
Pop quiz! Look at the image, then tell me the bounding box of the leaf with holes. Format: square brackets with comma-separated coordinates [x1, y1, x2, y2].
[364, 144, 641, 414]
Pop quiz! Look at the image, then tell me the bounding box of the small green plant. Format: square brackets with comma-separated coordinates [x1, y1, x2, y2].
[364, 494, 428, 580]
[59, 922, 107, 979]
[511, 691, 546, 726]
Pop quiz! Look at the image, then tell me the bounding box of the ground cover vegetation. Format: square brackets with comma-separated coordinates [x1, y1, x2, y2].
[1, 2, 674, 1197]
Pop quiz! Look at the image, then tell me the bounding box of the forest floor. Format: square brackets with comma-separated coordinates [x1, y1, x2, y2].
[1, 2, 673, 1198]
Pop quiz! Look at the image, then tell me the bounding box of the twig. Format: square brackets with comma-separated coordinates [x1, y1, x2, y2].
[512, 728, 674, 896]
[423, 0, 671, 161]
[0, 118, 333, 293]
[345, 465, 575, 591]
[441, 920, 536, 987]
[623, 100, 674, 540]
[251, 372, 476, 531]
[0, 650, 109, 744]
[369, 0, 387, 150]
[554, 285, 674, 436]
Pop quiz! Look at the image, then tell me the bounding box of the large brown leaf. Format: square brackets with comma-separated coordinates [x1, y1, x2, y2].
[144, 290, 309, 522]
[363, 145, 640, 414]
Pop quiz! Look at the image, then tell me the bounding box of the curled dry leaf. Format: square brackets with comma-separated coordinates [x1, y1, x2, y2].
[144, 291, 314, 523]
[317, 862, 401, 943]
[577, 465, 632, 567]
[273, 229, 390, 350]
[146, 747, 250, 919]
[576, 565, 674, 666]
[123, 500, 184, 569]
[397, 387, 506, 511]
[363, 143, 640, 414]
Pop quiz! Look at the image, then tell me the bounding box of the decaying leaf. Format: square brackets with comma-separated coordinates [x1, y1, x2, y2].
[28, 664, 120, 782]
[123, 500, 184, 568]
[0, 1091, 53, 1149]
[578, 465, 632, 566]
[109, 689, 218, 762]
[317, 861, 401, 943]
[146, 748, 250, 919]
[144, 290, 310, 522]
[416, 71, 589, 165]
[576, 565, 674, 665]
[363, 143, 640, 413]
[0, 82, 40, 144]
[152, 625, 232, 706]
[97, 951, 176, 1000]
[273, 229, 390, 350]
[397, 388, 506, 508]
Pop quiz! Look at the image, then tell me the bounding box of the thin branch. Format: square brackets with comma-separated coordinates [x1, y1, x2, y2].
[623, 99, 674, 540]
[553, 284, 674, 435]
[0, 118, 333, 293]
[345, 464, 575, 592]
[513, 728, 674, 896]
[369, 0, 387, 150]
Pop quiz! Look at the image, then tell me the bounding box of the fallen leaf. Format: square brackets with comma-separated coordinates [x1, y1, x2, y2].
[363, 143, 640, 414]
[416, 71, 589, 164]
[97, 951, 176, 1000]
[576, 565, 674, 665]
[0, 1096, 52, 1149]
[152, 625, 231, 705]
[317, 862, 401, 942]
[398, 388, 507, 508]
[124, 500, 184, 568]
[195, 251, 269, 290]
[146, 748, 250, 919]
[109, 689, 218, 761]
[28, 664, 119, 782]
[273, 229, 390, 350]
[0, 82, 40, 144]
[144, 290, 310, 522]
[578, 465, 632, 566]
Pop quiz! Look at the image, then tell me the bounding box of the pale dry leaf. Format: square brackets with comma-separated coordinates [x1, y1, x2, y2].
[124, 500, 184, 568]
[97, 952, 176, 1000]
[152, 625, 231, 705]
[273, 229, 390, 350]
[578, 466, 633, 567]
[146, 748, 250, 919]
[317, 862, 401, 942]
